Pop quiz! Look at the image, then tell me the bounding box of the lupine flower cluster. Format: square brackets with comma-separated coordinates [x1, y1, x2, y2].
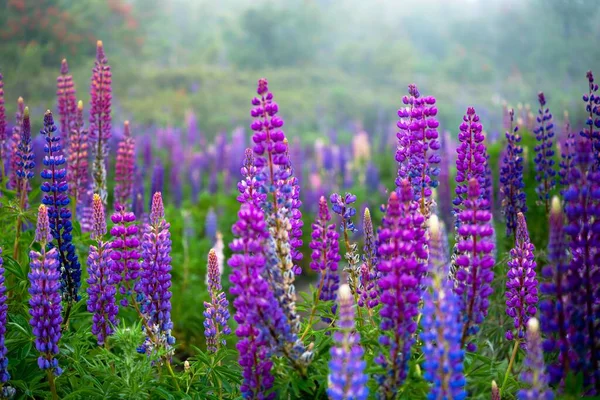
[203, 249, 231, 353]
[114, 121, 136, 209]
[8, 97, 25, 190]
[500, 109, 528, 237]
[67, 101, 89, 208]
[0, 72, 6, 187]
[236, 148, 265, 208]
[0, 248, 8, 384]
[533, 92, 556, 212]
[205, 207, 218, 244]
[40, 111, 81, 304]
[358, 207, 379, 310]
[56, 59, 77, 145]
[14, 107, 34, 208]
[29, 205, 63, 376]
[396, 84, 441, 215]
[327, 284, 368, 400]
[581, 71, 600, 164]
[517, 318, 554, 400]
[505, 213, 538, 342]
[86, 194, 118, 346]
[558, 118, 575, 193]
[110, 205, 141, 307]
[375, 181, 427, 398]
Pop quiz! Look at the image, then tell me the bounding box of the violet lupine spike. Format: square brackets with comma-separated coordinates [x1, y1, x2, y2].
[505, 213, 538, 342]
[109, 205, 141, 307]
[540, 197, 571, 385]
[205, 208, 218, 244]
[203, 249, 231, 353]
[86, 194, 118, 346]
[0, 72, 6, 187]
[375, 181, 427, 398]
[137, 192, 175, 356]
[15, 107, 34, 209]
[68, 101, 89, 208]
[558, 118, 575, 194]
[40, 111, 81, 303]
[29, 205, 63, 376]
[114, 121, 136, 209]
[500, 109, 528, 238]
[7, 97, 25, 190]
[327, 284, 369, 400]
[517, 318, 555, 400]
[284, 141, 304, 275]
[56, 59, 77, 148]
[395, 84, 441, 216]
[0, 248, 9, 383]
[453, 178, 495, 351]
[150, 161, 164, 206]
[358, 207, 379, 310]
[581, 71, 600, 166]
[533, 92, 557, 213]
[563, 138, 600, 391]
[237, 148, 266, 208]
[89, 40, 112, 204]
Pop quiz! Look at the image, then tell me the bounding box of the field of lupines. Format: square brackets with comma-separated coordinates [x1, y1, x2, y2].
[0, 40, 598, 400]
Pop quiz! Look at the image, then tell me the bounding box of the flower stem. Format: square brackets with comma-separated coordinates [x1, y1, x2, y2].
[165, 359, 181, 391]
[47, 370, 58, 400]
[501, 339, 520, 395]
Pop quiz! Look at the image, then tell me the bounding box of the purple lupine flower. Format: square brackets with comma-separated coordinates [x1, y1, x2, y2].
[0, 72, 6, 187]
[533, 92, 557, 213]
[236, 148, 265, 208]
[285, 141, 304, 274]
[15, 107, 34, 209]
[421, 258, 466, 400]
[205, 207, 218, 244]
[453, 178, 495, 351]
[190, 153, 203, 204]
[505, 213, 538, 342]
[86, 194, 118, 346]
[517, 318, 554, 400]
[500, 109, 528, 237]
[7, 97, 25, 190]
[109, 205, 141, 307]
[375, 181, 427, 397]
[114, 121, 136, 209]
[137, 192, 175, 356]
[309, 196, 340, 311]
[29, 205, 63, 375]
[131, 165, 145, 219]
[0, 248, 8, 383]
[581, 71, 600, 165]
[358, 207, 379, 310]
[40, 111, 81, 303]
[437, 132, 453, 228]
[563, 138, 600, 391]
[454, 107, 488, 221]
[365, 162, 380, 193]
[327, 284, 369, 400]
[67, 101, 89, 208]
[395, 84, 441, 216]
[150, 161, 164, 206]
[558, 118, 575, 194]
[56, 59, 77, 147]
[540, 196, 571, 385]
[203, 249, 231, 352]
[89, 41, 112, 204]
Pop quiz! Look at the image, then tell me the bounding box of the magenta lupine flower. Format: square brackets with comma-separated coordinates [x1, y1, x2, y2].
[29, 205, 63, 375]
[7, 97, 25, 190]
[375, 181, 427, 397]
[0, 72, 6, 187]
[517, 319, 554, 400]
[203, 249, 231, 352]
[56, 59, 77, 147]
[15, 107, 34, 209]
[109, 205, 141, 307]
[67, 101, 89, 208]
[558, 119, 575, 194]
[563, 138, 600, 391]
[237, 148, 265, 208]
[327, 284, 369, 400]
[581, 71, 600, 164]
[395, 84, 441, 216]
[500, 109, 528, 237]
[453, 178, 495, 351]
[89, 40, 112, 204]
[533, 92, 557, 213]
[86, 194, 118, 346]
[137, 192, 175, 356]
[0, 248, 9, 383]
[114, 121, 136, 209]
[358, 207, 379, 310]
[505, 213, 538, 342]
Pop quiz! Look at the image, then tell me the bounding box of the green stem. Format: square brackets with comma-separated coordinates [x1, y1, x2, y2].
[165, 360, 181, 391]
[501, 339, 521, 396]
[47, 370, 58, 400]
[300, 273, 326, 341]
[12, 215, 22, 261]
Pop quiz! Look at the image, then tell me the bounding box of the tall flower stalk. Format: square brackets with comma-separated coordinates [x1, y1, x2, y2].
[8, 97, 24, 190]
[114, 121, 135, 208]
[517, 319, 554, 400]
[558, 119, 575, 194]
[0, 72, 6, 186]
[68, 101, 89, 213]
[204, 249, 231, 353]
[110, 205, 141, 307]
[533, 92, 556, 213]
[0, 248, 9, 386]
[358, 207, 379, 323]
[56, 59, 77, 148]
[581, 71, 600, 167]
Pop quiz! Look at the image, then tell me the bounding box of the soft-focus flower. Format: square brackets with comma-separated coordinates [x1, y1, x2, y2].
[581, 71, 600, 164]
[203, 249, 231, 352]
[0, 248, 9, 383]
[0, 72, 6, 188]
[86, 194, 118, 346]
[237, 148, 265, 208]
[67, 101, 89, 208]
[114, 121, 136, 209]
[8, 97, 25, 190]
[558, 118, 575, 194]
[109, 205, 141, 307]
[15, 107, 34, 209]
[56, 59, 77, 147]
[150, 160, 164, 204]
[517, 318, 554, 400]
[29, 205, 63, 375]
[205, 207, 218, 244]
[327, 284, 369, 400]
[358, 207, 379, 310]
[533, 92, 556, 212]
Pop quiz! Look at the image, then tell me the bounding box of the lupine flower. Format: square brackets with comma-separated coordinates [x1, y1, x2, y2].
[563, 138, 600, 390]
[205, 207, 218, 244]
[395, 84, 441, 216]
[109, 204, 141, 307]
[517, 318, 554, 400]
[29, 205, 63, 375]
[558, 118, 575, 194]
[68, 101, 89, 208]
[533, 92, 556, 212]
[15, 107, 34, 209]
[581, 71, 600, 164]
[500, 109, 527, 237]
[540, 196, 571, 385]
[40, 111, 81, 303]
[237, 148, 265, 208]
[89, 41, 112, 204]
[453, 178, 495, 351]
[0, 248, 9, 383]
[132, 165, 145, 219]
[428, 214, 449, 277]
[56, 59, 77, 146]
[505, 213, 538, 342]
[86, 194, 118, 346]
[454, 107, 487, 219]
[327, 284, 369, 400]
[358, 207, 379, 310]
[437, 133, 453, 228]
[375, 181, 427, 397]
[203, 249, 231, 352]
[150, 161, 164, 204]
[137, 192, 175, 356]
[421, 251, 466, 400]
[365, 162, 380, 193]
[8, 97, 25, 190]
[0, 72, 6, 187]
[491, 381, 500, 400]
[213, 232, 225, 279]
[114, 121, 136, 209]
